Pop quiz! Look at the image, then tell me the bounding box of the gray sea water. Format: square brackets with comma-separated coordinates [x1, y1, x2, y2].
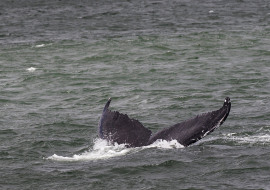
[1, 0, 270, 189]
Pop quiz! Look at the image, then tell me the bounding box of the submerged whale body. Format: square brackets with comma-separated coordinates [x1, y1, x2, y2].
[98, 97, 231, 147]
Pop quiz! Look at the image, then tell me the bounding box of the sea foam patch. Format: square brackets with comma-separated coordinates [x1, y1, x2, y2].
[47, 138, 184, 162]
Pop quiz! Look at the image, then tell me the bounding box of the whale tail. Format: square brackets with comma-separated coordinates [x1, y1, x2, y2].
[98, 98, 152, 147]
[147, 97, 231, 146]
[98, 97, 231, 147]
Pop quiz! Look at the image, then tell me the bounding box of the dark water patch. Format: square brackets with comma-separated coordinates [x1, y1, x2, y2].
[0, 129, 17, 136]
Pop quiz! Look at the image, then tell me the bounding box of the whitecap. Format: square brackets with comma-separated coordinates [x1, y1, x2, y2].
[35, 44, 45, 48]
[26, 67, 36, 72]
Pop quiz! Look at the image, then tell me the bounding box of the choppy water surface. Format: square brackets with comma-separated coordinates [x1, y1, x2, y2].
[1, 0, 270, 189]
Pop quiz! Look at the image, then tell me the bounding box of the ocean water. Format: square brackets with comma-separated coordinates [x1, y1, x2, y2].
[1, 0, 270, 189]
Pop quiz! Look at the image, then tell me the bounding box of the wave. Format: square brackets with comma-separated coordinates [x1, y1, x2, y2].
[46, 139, 184, 162]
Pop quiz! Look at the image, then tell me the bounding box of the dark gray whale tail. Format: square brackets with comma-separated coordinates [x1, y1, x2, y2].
[98, 98, 152, 147]
[98, 97, 231, 147]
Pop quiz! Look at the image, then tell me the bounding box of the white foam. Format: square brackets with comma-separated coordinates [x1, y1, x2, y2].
[47, 139, 133, 161]
[145, 139, 184, 149]
[26, 67, 36, 72]
[47, 139, 184, 162]
[35, 44, 45, 47]
[224, 133, 270, 145]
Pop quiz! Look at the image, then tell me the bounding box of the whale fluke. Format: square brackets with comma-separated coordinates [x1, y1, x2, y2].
[98, 98, 152, 147]
[98, 97, 231, 147]
[147, 97, 231, 146]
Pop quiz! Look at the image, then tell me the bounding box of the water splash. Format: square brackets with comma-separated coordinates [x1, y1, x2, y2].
[47, 138, 184, 162]
[146, 139, 184, 149]
[47, 139, 132, 161]
[224, 133, 270, 145]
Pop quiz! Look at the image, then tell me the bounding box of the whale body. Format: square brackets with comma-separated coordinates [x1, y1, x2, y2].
[98, 97, 231, 147]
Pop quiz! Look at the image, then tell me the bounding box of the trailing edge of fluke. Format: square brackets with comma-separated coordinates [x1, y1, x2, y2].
[98, 97, 231, 147]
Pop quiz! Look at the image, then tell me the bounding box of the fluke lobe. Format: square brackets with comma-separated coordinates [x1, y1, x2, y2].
[98, 97, 231, 147]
